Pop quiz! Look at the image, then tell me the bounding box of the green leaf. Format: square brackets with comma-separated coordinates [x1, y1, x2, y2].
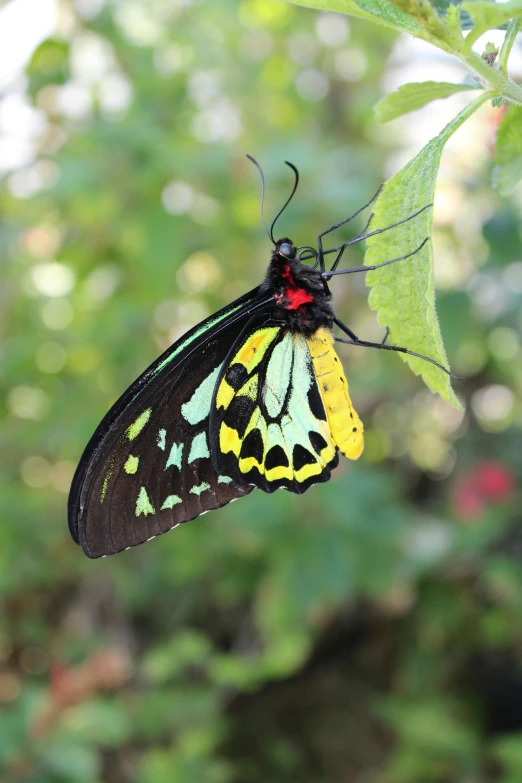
[53, 699, 132, 747]
[40, 742, 100, 782]
[365, 93, 490, 407]
[374, 81, 480, 123]
[26, 38, 70, 99]
[499, 17, 521, 74]
[285, 0, 421, 36]
[142, 630, 212, 683]
[432, 0, 474, 30]
[492, 104, 522, 195]
[491, 734, 522, 776]
[462, 0, 522, 38]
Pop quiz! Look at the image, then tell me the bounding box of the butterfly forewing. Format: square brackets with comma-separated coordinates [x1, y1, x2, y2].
[69, 290, 267, 558]
[210, 321, 339, 494]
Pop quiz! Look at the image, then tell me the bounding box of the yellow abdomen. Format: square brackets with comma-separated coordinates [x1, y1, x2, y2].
[307, 328, 364, 460]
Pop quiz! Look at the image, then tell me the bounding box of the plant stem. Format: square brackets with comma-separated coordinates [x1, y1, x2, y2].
[450, 89, 495, 128]
[499, 18, 521, 75]
[458, 50, 522, 106]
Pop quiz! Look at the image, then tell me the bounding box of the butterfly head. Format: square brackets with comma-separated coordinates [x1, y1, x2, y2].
[274, 237, 297, 260]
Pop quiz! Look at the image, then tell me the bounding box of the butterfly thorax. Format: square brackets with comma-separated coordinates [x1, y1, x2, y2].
[260, 237, 334, 338]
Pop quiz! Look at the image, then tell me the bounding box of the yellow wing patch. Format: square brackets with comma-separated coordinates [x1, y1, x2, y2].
[307, 328, 364, 460]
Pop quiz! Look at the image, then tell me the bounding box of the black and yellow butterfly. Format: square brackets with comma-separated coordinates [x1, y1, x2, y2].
[68, 157, 452, 558]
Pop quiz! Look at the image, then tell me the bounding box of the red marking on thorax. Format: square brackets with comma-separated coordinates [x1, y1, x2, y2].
[278, 264, 314, 311]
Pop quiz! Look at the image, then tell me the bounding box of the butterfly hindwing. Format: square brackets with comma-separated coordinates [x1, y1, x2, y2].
[210, 321, 340, 494]
[69, 290, 267, 558]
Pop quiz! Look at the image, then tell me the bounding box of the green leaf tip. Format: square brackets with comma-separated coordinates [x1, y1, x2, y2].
[364, 92, 491, 408]
[374, 81, 480, 123]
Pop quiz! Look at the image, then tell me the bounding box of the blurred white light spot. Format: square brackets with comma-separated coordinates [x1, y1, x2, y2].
[407, 521, 454, 564]
[8, 167, 42, 199]
[503, 261, 522, 293]
[32, 262, 75, 297]
[83, 266, 120, 303]
[154, 44, 185, 76]
[70, 33, 115, 84]
[295, 69, 329, 102]
[177, 299, 209, 325]
[287, 33, 319, 66]
[10, 159, 60, 198]
[488, 327, 519, 361]
[472, 384, 514, 424]
[0, 134, 34, 173]
[20, 455, 51, 488]
[162, 181, 193, 215]
[49, 460, 75, 493]
[239, 31, 273, 62]
[190, 193, 220, 225]
[36, 341, 66, 374]
[315, 13, 350, 46]
[433, 181, 463, 226]
[34, 159, 60, 187]
[40, 298, 73, 329]
[410, 431, 451, 472]
[455, 339, 488, 375]
[191, 100, 242, 142]
[115, 2, 163, 46]
[177, 252, 222, 294]
[0, 95, 47, 137]
[57, 82, 92, 120]
[188, 71, 222, 107]
[470, 274, 508, 321]
[431, 396, 466, 434]
[8, 386, 49, 420]
[74, 0, 106, 19]
[0, 0, 56, 91]
[99, 73, 133, 117]
[335, 48, 368, 82]
[154, 299, 178, 331]
[432, 244, 472, 290]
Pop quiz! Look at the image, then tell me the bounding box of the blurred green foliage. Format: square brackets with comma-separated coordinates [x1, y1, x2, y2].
[1, 0, 522, 781]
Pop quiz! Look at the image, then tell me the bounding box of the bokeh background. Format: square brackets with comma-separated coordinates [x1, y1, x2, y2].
[2, 0, 522, 780]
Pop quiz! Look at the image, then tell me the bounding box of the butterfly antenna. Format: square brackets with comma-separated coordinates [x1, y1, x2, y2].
[269, 161, 299, 243]
[246, 154, 273, 245]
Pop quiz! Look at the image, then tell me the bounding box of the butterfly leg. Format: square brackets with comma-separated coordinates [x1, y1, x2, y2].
[332, 316, 358, 341]
[381, 327, 389, 345]
[322, 237, 428, 280]
[322, 204, 432, 260]
[322, 211, 373, 276]
[333, 318, 460, 379]
[317, 233, 331, 296]
[318, 184, 383, 248]
[319, 214, 375, 295]
[316, 186, 382, 275]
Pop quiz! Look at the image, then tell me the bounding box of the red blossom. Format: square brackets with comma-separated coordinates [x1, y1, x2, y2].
[453, 461, 515, 520]
[475, 461, 515, 500]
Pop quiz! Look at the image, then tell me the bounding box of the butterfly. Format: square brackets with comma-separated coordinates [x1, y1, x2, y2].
[68, 156, 454, 558]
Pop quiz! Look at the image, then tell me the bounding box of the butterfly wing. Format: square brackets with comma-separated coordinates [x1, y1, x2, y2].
[210, 319, 340, 494]
[69, 289, 270, 558]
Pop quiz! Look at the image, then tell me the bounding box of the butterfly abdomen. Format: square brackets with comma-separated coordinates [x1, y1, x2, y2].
[307, 328, 364, 460]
